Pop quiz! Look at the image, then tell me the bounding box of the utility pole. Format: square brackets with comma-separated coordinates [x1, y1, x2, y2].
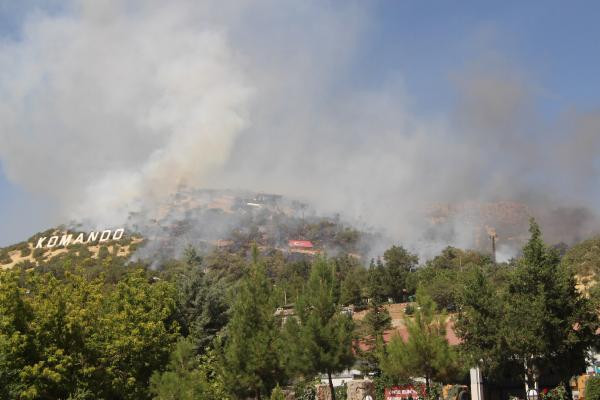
[488, 227, 497, 264]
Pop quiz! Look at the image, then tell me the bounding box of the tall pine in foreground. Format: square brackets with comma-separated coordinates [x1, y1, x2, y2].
[454, 266, 508, 378]
[223, 249, 285, 399]
[383, 245, 418, 302]
[284, 257, 355, 400]
[379, 289, 458, 392]
[366, 258, 388, 303]
[359, 299, 391, 373]
[176, 246, 229, 350]
[457, 219, 599, 391]
[150, 338, 228, 400]
[504, 219, 598, 391]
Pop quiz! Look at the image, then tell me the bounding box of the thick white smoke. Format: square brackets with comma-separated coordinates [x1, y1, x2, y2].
[0, 1, 251, 225]
[0, 1, 599, 256]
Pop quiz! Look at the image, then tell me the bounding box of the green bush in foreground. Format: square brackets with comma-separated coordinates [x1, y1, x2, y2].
[150, 339, 228, 400]
[0, 269, 179, 399]
[270, 385, 286, 400]
[586, 376, 600, 400]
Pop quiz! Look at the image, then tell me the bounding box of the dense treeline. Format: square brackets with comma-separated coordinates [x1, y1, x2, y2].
[0, 269, 179, 399]
[1, 219, 599, 399]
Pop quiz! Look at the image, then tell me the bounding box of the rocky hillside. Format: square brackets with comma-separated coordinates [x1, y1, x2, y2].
[0, 227, 143, 270]
[0, 189, 369, 269]
[427, 201, 599, 254]
[2, 190, 598, 271]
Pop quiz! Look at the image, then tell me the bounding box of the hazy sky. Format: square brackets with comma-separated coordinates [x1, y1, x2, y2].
[1, 1, 599, 247]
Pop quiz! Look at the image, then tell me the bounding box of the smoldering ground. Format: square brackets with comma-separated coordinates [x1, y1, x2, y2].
[0, 1, 598, 258]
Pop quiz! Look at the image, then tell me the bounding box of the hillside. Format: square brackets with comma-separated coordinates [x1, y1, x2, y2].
[0, 189, 369, 270]
[0, 198, 598, 400]
[562, 237, 600, 293]
[426, 201, 600, 261]
[121, 188, 370, 262]
[0, 227, 143, 270]
[2, 190, 599, 273]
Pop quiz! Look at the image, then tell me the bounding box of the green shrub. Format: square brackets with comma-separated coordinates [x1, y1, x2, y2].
[586, 377, 600, 400]
[15, 260, 36, 270]
[426, 383, 443, 400]
[540, 384, 567, 400]
[0, 250, 13, 264]
[7, 241, 29, 254]
[294, 378, 317, 400]
[20, 246, 32, 257]
[271, 385, 286, 400]
[335, 383, 347, 400]
[32, 248, 46, 259]
[98, 246, 110, 260]
[66, 388, 94, 400]
[78, 247, 92, 258]
[404, 304, 415, 315]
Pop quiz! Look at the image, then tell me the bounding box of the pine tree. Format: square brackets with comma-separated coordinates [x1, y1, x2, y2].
[340, 271, 362, 306]
[456, 219, 599, 391]
[383, 245, 418, 302]
[367, 258, 387, 303]
[223, 251, 285, 399]
[359, 299, 391, 373]
[379, 289, 458, 392]
[284, 257, 355, 400]
[503, 219, 598, 391]
[454, 266, 509, 378]
[150, 338, 228, 400]
[177, 259, 228, 350]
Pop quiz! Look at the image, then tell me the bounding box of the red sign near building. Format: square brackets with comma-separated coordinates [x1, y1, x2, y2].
[384, 385, 426, 400]
[288, 240, 314, 248]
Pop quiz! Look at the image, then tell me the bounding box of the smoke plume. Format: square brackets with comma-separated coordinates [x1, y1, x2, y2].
[0, 1, 599, 257]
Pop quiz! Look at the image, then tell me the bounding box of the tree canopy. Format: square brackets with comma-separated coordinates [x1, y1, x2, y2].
[284, 257, 355, 400]
[456, 219, 599, 390]
[379, 289, 460, 391]
[223, 251, 285, 400]
[2, 216, 600, 399]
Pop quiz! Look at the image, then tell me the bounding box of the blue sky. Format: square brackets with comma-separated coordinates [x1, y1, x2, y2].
[1, 1, 599, 246]
[361, 1, 600, 114]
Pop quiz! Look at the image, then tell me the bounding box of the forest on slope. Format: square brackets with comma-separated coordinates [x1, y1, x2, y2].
[1, 215, 600, 399]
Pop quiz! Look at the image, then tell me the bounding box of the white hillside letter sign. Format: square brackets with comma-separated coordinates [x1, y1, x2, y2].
[35, 237, 47, 248]
[47, 236, 59, 248]
[99, 230, 111, 242]
[73, 233, 85, 245]
[34, 228, 127, 249]
[58, 235, 73, 247]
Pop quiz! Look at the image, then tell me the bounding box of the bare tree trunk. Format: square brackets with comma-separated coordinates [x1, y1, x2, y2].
[256, 387, 261, 400]
[328, 370, 336, 400]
